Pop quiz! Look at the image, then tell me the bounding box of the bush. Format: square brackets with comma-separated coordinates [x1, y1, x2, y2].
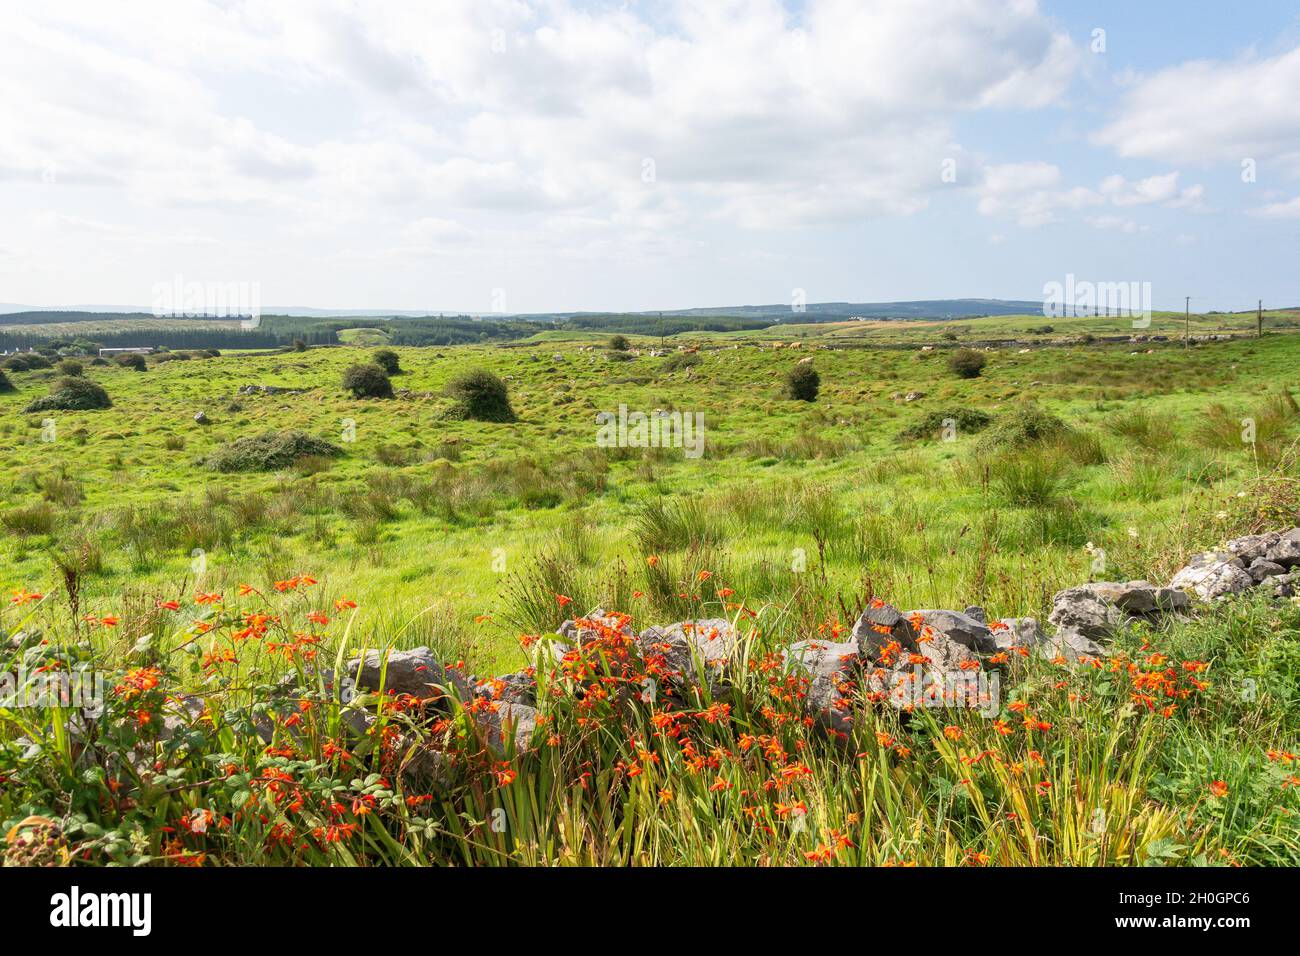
[783, 363, 820, 401]
[372, 349, 401, 375]
[662, 352, 701, 372]
[897, 408, 993, 441]
[204, 430, 344, 473]
[0, 369, 13, 393]
[447, 369, 516, 422]
[976, 402, 1069, 453]
[117, 353, 147, 371]
[292, 339, 309, 352]
[3, 354, 51, 372]
[342, 363, 394, 399]
[23, 377, 112, 412]
[948, 348, 987, 379]
[607, 334, 631, 352]
[57, 359, 83, 376]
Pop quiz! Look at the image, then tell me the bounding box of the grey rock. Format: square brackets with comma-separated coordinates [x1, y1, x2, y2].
[638, 618, 738, 690]
[193, 410, 209, 425]
[1265, 529, 1300, 567]
[1169, 555, 1254, 601]
[558, 608, 633, 645]
[346, 647, 470, 702]
[472, 700, 538, 754]
[475, 671, 536, 706]
[992, 617, 1046, 651]
[1077, 580, 1189, 616]
[962, 605, 987, 624]
[851, 601, 919, 659]
[1247, 558, 1287, 583]
[787, 640, 859, 734]
[1263, 572, 1299, 599]
[1040, 628, 1107, 662]
[1225, 532, 1280, 564]
[1047, 586, 1125, 640]
[907, 608, 997, 654]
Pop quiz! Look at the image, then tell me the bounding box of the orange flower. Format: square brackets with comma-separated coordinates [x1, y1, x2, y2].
[1208, 780, 1229, 798]
[646, 555, 659, 567]
[155, 600, 180, 611]
[942, 725, 963, 741]
[697, 570, 713, 582]
[334, 598, 358, 611]
[194, 592, 222, 606]
[555, 594, 573, 608]
[11, 589, 43, 606]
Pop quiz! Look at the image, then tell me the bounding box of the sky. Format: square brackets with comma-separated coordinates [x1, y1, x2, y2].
[1, 0, 1298, 314]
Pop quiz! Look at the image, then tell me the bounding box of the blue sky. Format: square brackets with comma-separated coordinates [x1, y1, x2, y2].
[1, 0, 1298, 314]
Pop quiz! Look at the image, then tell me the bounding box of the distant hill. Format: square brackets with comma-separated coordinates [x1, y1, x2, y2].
[0, 298, 1042, 322]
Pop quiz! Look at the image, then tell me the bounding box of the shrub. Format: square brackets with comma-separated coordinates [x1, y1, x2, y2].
[204, 430, 344, 473]
[23, 377, 112, 412]
[292, 339, 309, 352]
[898, 408, 992, 441]
[89, 357, 109, 367]
[607, 334, 631, 352]
[342, 363, 394, 399]
[57, 359, 83, 376]
[976, 402, 1069, 453]
[0, 369, 13, 393]
[117, 353, 147, 371]
[3, 354, 51, 372]
[989, 451, 1073, 507]
[948, 348, 987, 379]
[662, 352, 701, 372]
[783, 363, 820, 401]
[1, 501, 57, 536]
[447, 369, 515, 422]
[372, 349, 401, 375]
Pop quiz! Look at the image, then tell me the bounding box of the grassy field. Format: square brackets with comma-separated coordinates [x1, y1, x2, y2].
[2, 322, 1299, 865]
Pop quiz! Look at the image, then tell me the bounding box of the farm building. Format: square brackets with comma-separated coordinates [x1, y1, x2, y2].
[98, 347, 156, 357]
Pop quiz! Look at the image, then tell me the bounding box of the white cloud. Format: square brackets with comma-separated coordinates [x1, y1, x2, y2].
[1251, 195, 1300, 219]
[1095, 45, 1300, 170]
[0, 0, 1078, 237]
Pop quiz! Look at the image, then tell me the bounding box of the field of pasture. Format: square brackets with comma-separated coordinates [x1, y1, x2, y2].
[2, 324, 1299, 867]
[3, 327, 1300, 666]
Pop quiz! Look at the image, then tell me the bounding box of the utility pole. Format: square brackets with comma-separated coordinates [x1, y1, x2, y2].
[1185, 296, 1190, 350]
[1258, 299, 1263, 338]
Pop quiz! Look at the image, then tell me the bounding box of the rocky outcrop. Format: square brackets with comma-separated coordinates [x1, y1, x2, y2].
[1168, 552, 1254, 601]
[346, 646, 471, 702]
[851, 601, 919, 658]
[638, 618, 739, 693]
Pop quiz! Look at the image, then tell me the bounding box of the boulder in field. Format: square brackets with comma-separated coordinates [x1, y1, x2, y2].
[1168, 552, 1254, 601]
[472, 700, 538, 754]
[1047, 586, 1125, 640]
[1247, 558, 1287, 583]
[851, 601, 919, 659]
[1265, 529, 1300, 567]
[991, 617, 1047, 651]
[345, 647, 470, 702]
[1075, 580, 1189, 616]
[906, 608, 997, 654]
[638, 618, 738, 691]
[1039, 628, 1108, 662]
[787, 640, 859, 735]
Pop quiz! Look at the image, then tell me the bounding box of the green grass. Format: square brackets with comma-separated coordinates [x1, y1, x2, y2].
[1, 323, 1299, 866]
